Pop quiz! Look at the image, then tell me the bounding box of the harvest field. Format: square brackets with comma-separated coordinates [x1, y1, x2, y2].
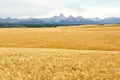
[0, 25, 120, 80]
[0, 25, 120, 50]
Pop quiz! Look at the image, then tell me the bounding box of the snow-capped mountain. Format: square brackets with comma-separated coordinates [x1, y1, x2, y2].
[0, 14, 120, 26]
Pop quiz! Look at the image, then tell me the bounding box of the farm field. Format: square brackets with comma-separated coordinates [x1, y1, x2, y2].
[0, 48, 120, 80]
[0, 25, 120, 80]
[0, 25, 120, 50]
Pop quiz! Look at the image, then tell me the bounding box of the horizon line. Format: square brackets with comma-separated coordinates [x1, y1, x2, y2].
[0, 14, 120, 19]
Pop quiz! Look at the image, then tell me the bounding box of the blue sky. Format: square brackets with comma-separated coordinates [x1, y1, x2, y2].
[0, 0, 120, 18]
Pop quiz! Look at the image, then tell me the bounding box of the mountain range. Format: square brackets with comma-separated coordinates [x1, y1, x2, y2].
[0, 14, 120, 27]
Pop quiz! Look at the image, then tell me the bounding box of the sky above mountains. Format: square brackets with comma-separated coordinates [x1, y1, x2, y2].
[0, 0, 120, 18]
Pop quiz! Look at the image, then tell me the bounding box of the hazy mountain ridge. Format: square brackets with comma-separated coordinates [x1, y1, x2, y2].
[0, 14, 120, 27]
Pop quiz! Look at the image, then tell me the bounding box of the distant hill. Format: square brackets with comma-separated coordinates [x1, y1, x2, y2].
[0, 14, 120, 27]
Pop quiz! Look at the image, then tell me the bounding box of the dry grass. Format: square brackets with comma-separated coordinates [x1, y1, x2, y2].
[0, 25, 120, 80]
[0, 48, 120, 80]
[0, 26, 120, 50]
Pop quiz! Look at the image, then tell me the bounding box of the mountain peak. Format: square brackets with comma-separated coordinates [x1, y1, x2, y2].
[68, 15, 74, 18]
[52, 13, 66, 20]
[59, 13, 65, 17]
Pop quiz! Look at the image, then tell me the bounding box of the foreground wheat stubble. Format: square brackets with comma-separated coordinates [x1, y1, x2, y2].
[0, 48, 120, 80]
[0, 25, 120, 80]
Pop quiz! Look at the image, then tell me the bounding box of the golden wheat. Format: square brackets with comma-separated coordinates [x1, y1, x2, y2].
[0, 26, 120, 50]
[0, 48, 120, 80]
[0, 25, 120, 80]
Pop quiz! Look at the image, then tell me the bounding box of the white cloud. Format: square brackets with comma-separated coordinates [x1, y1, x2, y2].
[0, 0, 120, 18]
[0, 0, 64, 18]
[80, 7, 120, 18]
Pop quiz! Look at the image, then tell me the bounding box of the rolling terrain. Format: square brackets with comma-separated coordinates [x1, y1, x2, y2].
[0, 25, 120, 80]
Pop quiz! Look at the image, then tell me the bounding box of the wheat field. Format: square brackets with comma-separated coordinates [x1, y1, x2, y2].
[0, 25, 120, 50]
[0, 25, 120, 80]
[0, 48, 120, 80]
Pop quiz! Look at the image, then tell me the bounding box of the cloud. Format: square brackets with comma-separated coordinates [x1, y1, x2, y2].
[0, 0, 120, 18]
[0, 0, 64, 17]
[80, 7, 120, 18]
